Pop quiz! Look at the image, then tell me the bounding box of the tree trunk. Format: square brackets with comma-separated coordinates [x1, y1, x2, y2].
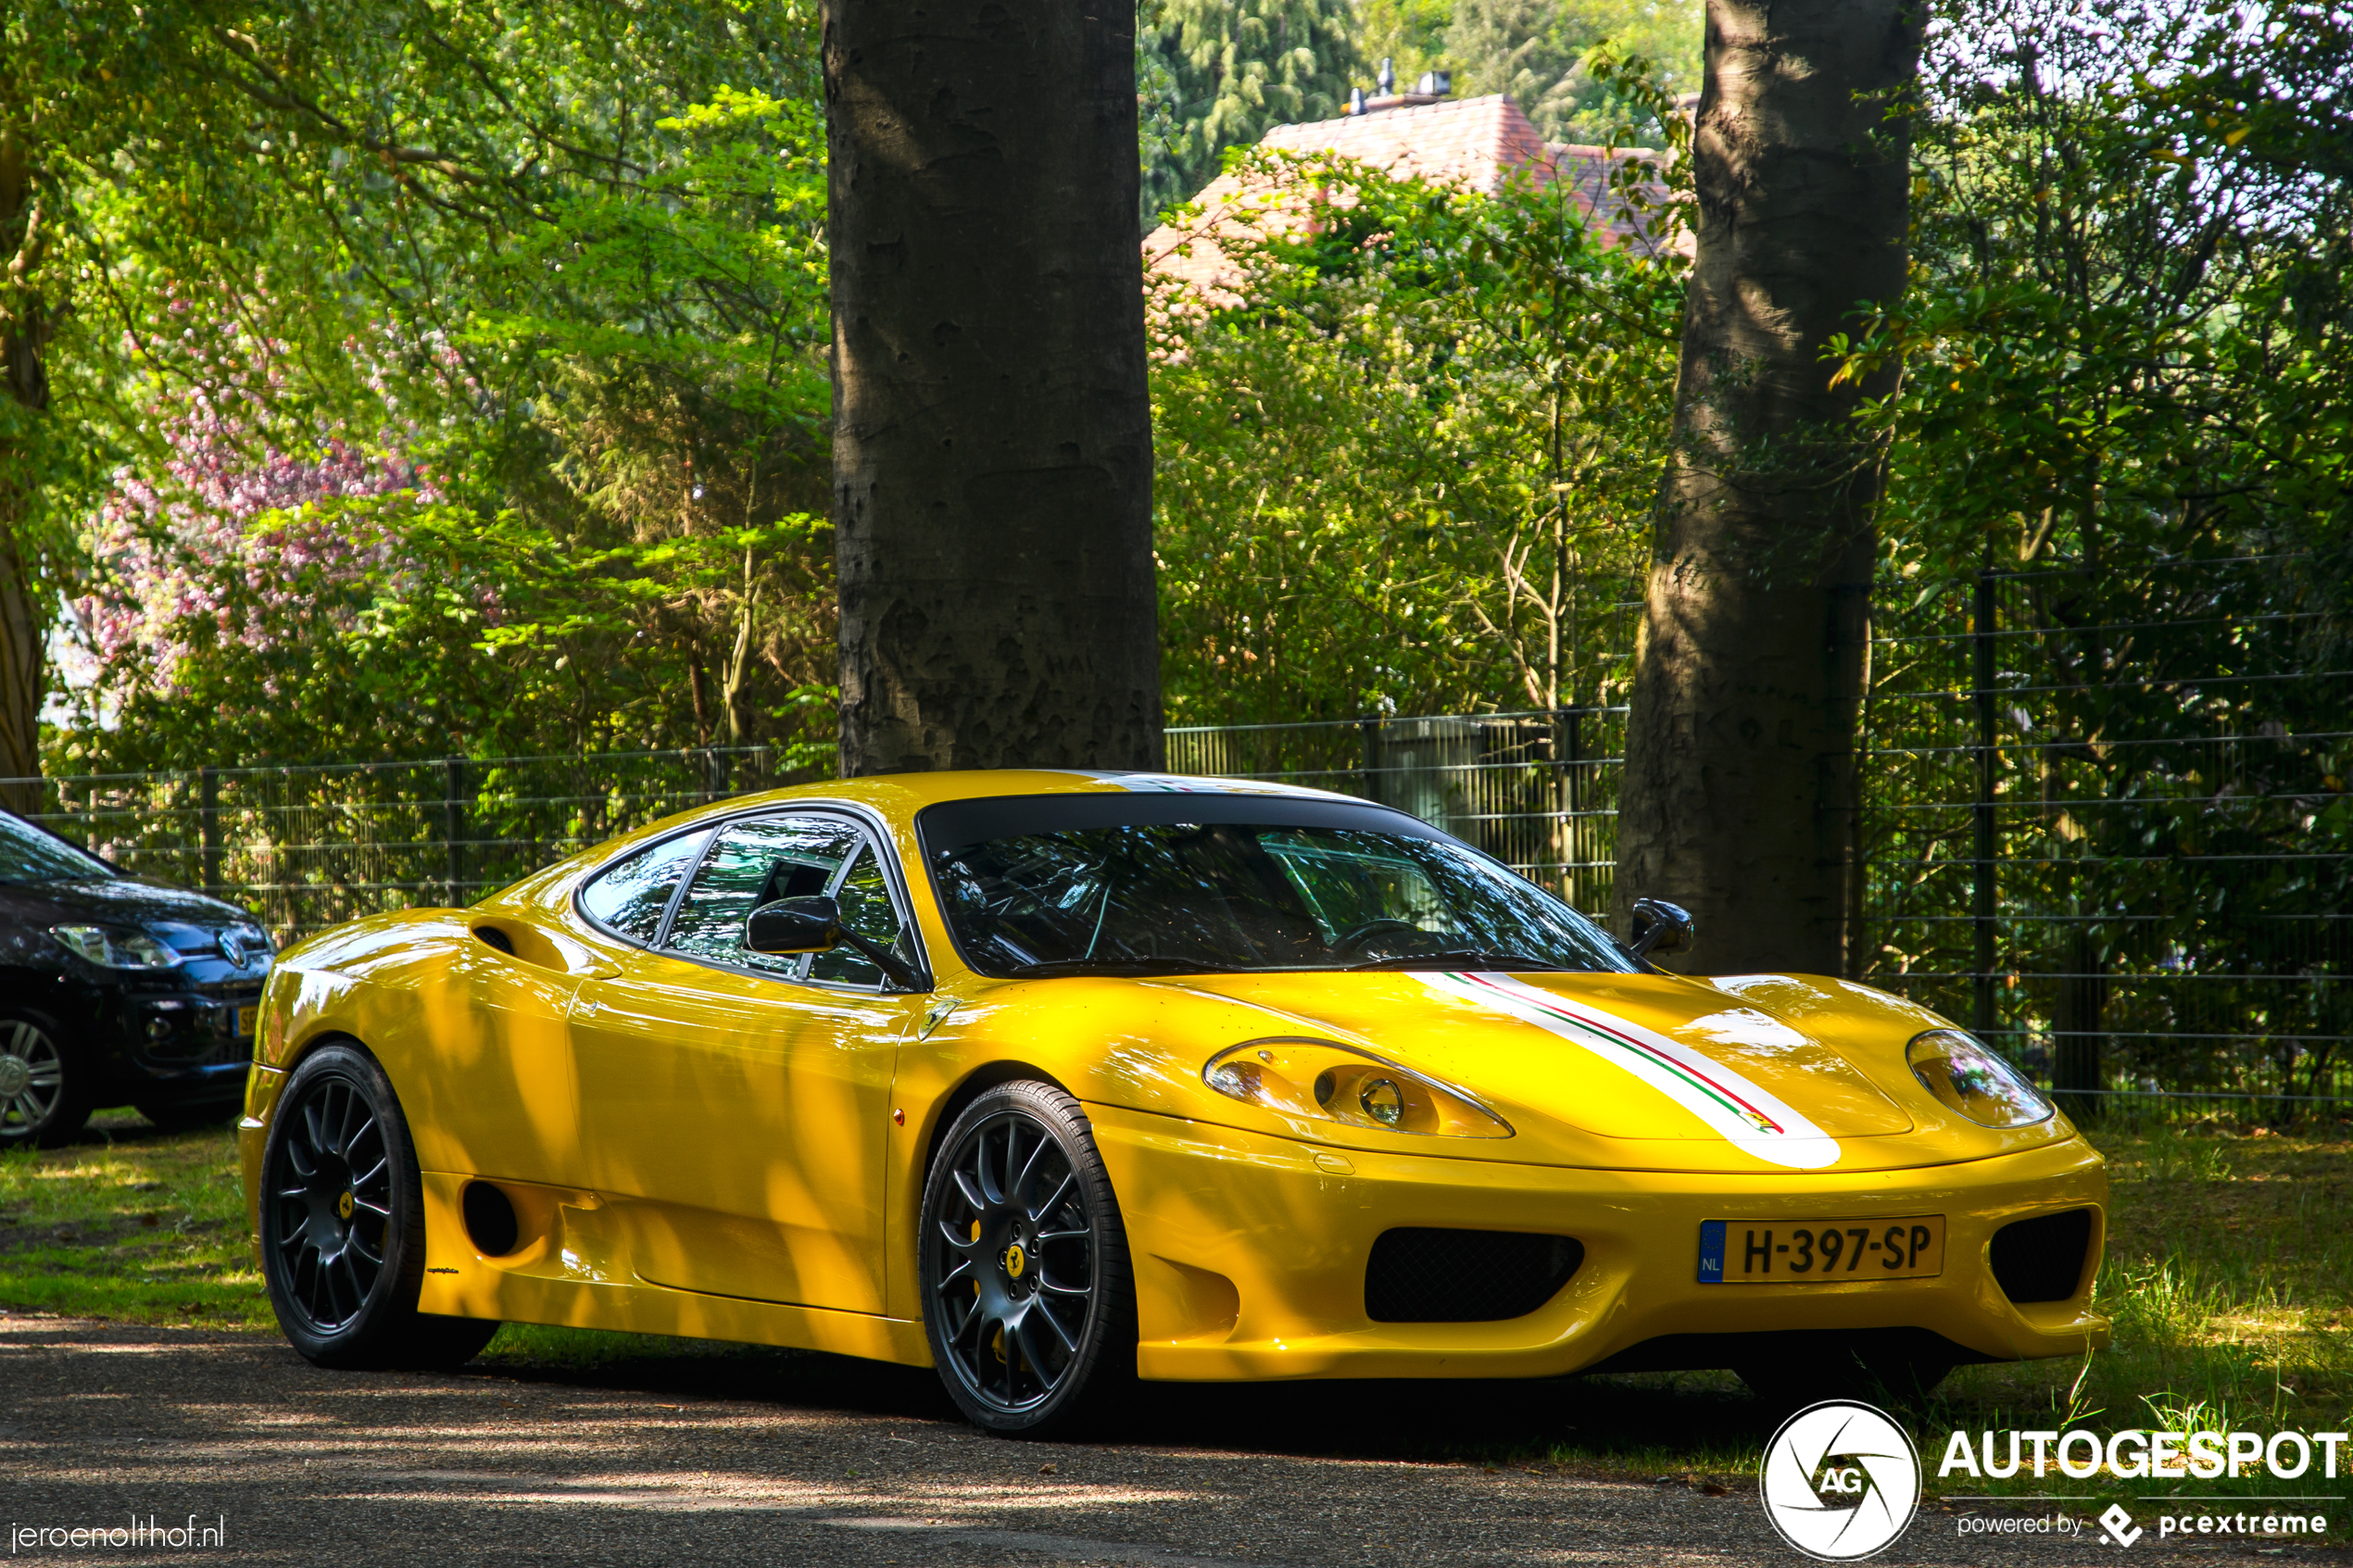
[824, 1, 1163, 775]
[0, 129, 52, 815]
[1611, 0, 1922, 975]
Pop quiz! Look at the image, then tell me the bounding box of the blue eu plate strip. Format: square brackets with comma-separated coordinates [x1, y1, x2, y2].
[1696, 1219, 1726, 1284]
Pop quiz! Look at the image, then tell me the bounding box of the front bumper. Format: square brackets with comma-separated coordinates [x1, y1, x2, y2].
[5, 960, 258, 1106]
[1089, 1103, 2108, 1382]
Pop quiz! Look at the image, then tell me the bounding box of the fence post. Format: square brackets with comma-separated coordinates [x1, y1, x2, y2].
[2054, 922, 2105, 1123]
[706, 746, 730, 803]
[1554, 706, 1582, 904]
[199, 766, 222, 899]
[1972, 571, 1997, 1042]
[1357, 716, 1383, 804]
[444, 757, 467, 909]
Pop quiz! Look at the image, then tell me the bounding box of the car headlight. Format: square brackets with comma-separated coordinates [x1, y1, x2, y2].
[49, 924, 184, 971]
[1203, 1038, 1513, 1138]
[1906, 1027, 2054, 1128]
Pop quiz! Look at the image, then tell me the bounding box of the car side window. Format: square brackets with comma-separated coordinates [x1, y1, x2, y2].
[663, 815, 863, 977]
[807, 843, 914, 989]
[578, 831, 709, 944]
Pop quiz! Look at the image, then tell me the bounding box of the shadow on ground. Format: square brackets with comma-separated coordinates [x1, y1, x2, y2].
[473, 1339, 1777, 1472]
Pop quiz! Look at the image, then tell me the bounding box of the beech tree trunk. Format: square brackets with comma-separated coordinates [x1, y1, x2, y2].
[1611, 0, 1922, 976]
[824, 1, 1163, 775]
[0, 129, 51, 815]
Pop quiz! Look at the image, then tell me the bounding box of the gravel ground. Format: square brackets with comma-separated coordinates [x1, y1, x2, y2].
[1, 1312, 2335, 1566]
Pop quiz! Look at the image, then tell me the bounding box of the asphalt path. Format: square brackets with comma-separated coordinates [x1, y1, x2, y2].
[0, 1312, 2332, 1566]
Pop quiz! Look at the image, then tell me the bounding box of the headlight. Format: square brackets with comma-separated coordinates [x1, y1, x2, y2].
[1203, 1037, 1513, 1138]
[1906, 1028, 2054, 1128]
[49, 924, 184, 971]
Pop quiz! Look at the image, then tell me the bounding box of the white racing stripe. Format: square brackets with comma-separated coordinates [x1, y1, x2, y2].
[1418, 972, 1842, 1169]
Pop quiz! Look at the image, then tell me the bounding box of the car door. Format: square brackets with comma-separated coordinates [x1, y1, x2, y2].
[567, 810, 925, 1314]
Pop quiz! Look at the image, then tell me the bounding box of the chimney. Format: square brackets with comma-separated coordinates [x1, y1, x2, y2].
[1349, 85, 1366, 115]
[1378, 57, 1396, 95]
[1415, 69, 1453, 97]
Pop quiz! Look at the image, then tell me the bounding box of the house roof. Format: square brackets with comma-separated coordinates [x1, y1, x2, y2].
[1145, 94, 1680, 304]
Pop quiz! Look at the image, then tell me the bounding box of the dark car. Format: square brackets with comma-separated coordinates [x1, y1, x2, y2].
[1, 809, 273, 1146]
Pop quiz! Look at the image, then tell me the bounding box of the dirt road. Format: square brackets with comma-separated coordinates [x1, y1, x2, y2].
[0, 1312, 2327, 1565]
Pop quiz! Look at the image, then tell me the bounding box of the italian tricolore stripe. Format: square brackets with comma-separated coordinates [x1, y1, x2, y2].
[1417, 972, 1841, 1169]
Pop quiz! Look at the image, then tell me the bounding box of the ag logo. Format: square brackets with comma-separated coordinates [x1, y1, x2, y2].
[1759, 1399, 1921, 1561]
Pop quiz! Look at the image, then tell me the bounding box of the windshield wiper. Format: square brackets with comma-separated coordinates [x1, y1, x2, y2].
[1340, 948, 1567, 972]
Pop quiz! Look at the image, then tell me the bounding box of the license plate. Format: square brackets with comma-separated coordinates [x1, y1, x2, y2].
[232, 1007, 255, 1039]
[1698, 1216, 1945, 1283]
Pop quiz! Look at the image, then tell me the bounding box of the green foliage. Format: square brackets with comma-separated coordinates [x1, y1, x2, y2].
[1139, 0, 1366, 220]
[1150, 147, 1684, 723]
[1447, 0, 1700, 146]
[1357, 0, 1455, 92]
[1839, 0, 2353, 1094]
[36, 0, 837, 774]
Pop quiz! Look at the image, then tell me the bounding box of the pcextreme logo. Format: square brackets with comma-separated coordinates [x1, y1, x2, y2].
[1760, 1400, 1923, 1561]
[2099, 1504, 2145, 1547]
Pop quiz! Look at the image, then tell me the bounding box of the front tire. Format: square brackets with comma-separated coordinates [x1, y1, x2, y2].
[258, 1043, 497, 1370]
[919, 1081, 1135, 1436]
[0, 1010, 94, 1148]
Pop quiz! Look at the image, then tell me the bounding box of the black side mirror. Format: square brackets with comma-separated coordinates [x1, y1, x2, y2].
[1629, 897, 1694, 960]
[747, 896, 843, 956]
[746, 894, 924, 991]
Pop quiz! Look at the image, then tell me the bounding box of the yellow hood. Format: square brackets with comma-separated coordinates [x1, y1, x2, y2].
[994, 968, 2073, 1175]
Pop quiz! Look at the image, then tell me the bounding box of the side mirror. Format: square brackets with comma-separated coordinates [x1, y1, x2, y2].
[745, 894, 925, 992]
[747, 896, 843, 956]
[1629, 897, 1694, 960]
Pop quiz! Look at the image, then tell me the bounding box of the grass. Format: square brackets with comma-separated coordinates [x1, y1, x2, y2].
[4, 1104, 2347, 1528]
[0, 1110, 270, 1329]
[1524, 1113, 2353, 1532]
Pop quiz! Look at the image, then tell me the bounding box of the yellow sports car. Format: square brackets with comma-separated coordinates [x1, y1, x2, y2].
[240, 771, 2108, 1434]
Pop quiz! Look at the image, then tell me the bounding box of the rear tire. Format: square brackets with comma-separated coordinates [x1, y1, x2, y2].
[258, 1043, 498, 1370]
[919, 1081, 1136, 1437]
[0, 1010, 94, 1148]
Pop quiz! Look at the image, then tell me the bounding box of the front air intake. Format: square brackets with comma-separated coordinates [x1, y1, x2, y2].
[1365, 1228, 1583, 1322]
[1990, 1208, 2095, 1304]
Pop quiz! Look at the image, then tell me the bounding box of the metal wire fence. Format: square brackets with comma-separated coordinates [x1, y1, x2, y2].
[9, 746, 823, 940]
[8, 552, 2344, 1119]
[1859, 553, 2349, 1119]
[1164, 708, 1628, 916]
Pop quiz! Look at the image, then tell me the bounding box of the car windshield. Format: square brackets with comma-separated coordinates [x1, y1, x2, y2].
[0, 812, 114, 884]
[923, 795, 1636, 978]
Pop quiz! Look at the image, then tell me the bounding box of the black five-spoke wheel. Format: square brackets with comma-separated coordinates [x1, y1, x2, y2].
[921, 1081, 1133, 1436]
[258, 1044, 498, 1370]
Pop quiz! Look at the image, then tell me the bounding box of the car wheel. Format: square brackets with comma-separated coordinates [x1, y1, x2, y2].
[258, 1043, 499, 1371]
[0, 1010, 94, 1148]
[920, 1081, 1136, 1437]
[136, 1099, 240, 1133]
